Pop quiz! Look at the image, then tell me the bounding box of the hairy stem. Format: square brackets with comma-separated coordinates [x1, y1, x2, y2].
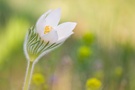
[23, 61, 35, 90]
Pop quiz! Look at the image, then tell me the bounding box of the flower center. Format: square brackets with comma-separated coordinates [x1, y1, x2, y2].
[44, 26, 52, 34]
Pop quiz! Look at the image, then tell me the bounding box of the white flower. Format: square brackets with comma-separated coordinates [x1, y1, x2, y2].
[24, 8, 77, 62]
[36, 8, 77, 44]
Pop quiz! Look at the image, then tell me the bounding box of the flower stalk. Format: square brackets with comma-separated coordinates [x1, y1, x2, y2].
[23, 61, 35, 90]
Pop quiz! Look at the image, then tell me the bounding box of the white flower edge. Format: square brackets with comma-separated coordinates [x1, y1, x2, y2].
[24, 32, 30, 61]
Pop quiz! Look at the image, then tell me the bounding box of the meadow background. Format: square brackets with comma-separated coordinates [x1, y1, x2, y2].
[0, 0, 135, 90]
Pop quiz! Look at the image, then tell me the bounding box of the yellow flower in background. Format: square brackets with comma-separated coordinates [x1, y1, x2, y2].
[83, 32, 94, 45]
[78, 46, 91, 59]
[86, 78, 102, 90]
[114, 66, 123, 77]
[32, 73, 45, 86]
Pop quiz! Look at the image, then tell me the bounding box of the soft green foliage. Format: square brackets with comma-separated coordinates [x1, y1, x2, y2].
[0, 18, 29, 65]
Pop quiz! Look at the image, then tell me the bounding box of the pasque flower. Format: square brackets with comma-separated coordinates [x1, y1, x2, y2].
[23, 8, 77, 90]
[24, 8, 77, 62]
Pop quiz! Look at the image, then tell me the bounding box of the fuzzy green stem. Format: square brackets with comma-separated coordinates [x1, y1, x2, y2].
[23, 61, 35, 90]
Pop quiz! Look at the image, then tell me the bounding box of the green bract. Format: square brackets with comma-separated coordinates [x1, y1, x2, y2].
[24, 26, 62, 62]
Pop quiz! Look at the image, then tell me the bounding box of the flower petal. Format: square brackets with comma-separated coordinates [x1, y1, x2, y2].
[36, 10, 52, 27]
[41, 30, 58, 43]
[45, 8, 61, 27]
[36, 9, 52, 35]
[56, 22, 77, 39]
[57, 33, 73, 44]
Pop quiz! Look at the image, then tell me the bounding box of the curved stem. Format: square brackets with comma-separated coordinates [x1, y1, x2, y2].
[23, 61, 35, 90]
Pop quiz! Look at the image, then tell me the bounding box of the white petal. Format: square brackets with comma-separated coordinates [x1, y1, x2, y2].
[56, 22, 77, 39]
[57, 33, 73, 44]
[41, 30, 58, 43]
[36, 9, 52, 35]
[36, 10, 52, 27]
[45, 8, 61, 27]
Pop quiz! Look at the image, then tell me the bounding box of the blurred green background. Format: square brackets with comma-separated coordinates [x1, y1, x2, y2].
[0, 0, 135, 90]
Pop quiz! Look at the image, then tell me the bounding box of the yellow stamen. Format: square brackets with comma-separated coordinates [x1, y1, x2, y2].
[44, 26, 52, 34]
